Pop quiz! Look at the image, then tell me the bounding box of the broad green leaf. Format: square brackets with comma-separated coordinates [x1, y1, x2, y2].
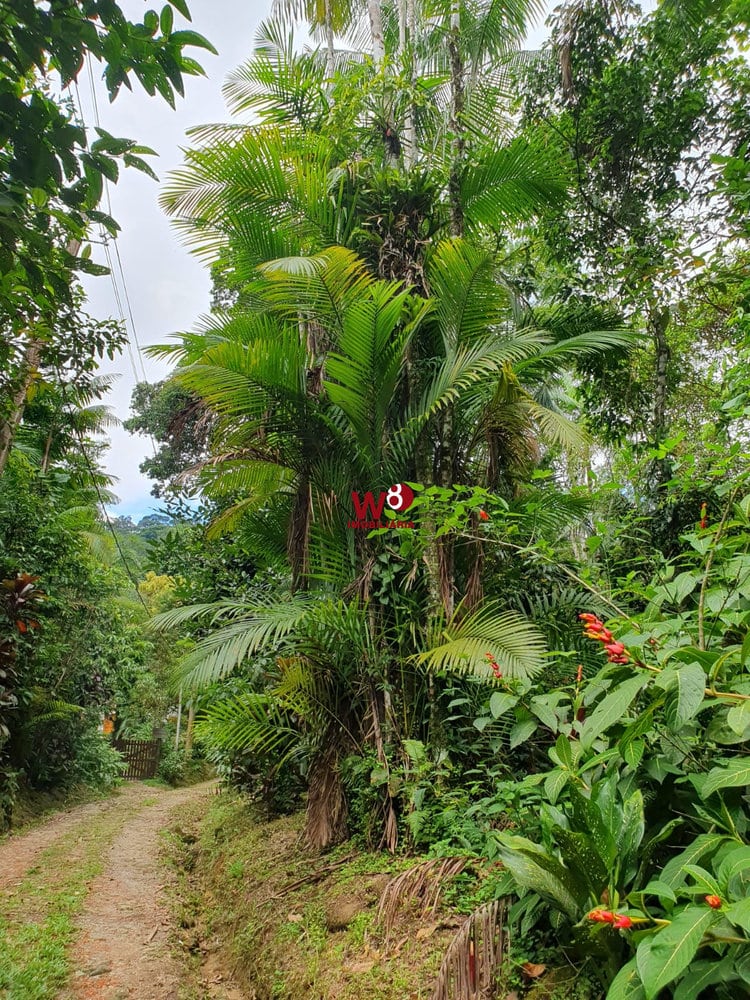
[681, 864, 721, 897]
[494, 833, 583, 919]
[169, 0, 192, 17]
[641, 879, 676, 902]
[510, 716, 538, 749]
[725, 897, 750, 933]
[489, 691, 517, 719]
[168, 29, 218, 53]
[606, 960, 645, 1000]
[673, 958, 738, 1000]
[569, 787, 617, 867]
[717, 846, 750, 886]
[661, 570, 701, 604]
[636, 907, 718, 1000]
[544, 768, 569, 804]
[741, 630, 750, 666]
[738, 948, 750, 984]
[619, 790, 646, 876]
[530, 694, 559, 730]
[473, 716, 491, 732]
[656, 663, 706, 729]
[581, 676, 648, 749]
[727, 700, 750, 735]
[661, 835, 732, 889]
[553, 826, 608, 897]
[160, 3, 174, 35]
[698, 759, 750, 798]
[550, 732, 576, 770]
[706, 587, 734, 614]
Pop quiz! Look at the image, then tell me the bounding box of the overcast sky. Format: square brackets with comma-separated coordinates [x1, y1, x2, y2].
[80, 0, 550, 520]
[79, 0, 273, 518]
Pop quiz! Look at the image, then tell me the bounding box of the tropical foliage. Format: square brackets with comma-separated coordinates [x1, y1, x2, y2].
[3, 0, 750, 998]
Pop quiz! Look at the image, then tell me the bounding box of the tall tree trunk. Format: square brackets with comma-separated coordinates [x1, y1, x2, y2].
[40, 431, 54, 474]
[403, 0, 418, 167]
[448, 1, 465, 238]
[304, 737, 348, 850]
[0, 338, 42, 478]
[184, 703, 196, 755]
[367, 0, 386, 63]
[648, 304, 671, 494]
[324, 0, 336, 80]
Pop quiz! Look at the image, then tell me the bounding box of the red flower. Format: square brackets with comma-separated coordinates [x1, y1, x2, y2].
[485, 651, 503, 678]
[579, 613, 599, 624]
[479, 510, 490, 521]
[612, 915, 633, 929]
[705, 895, 722, 909]
[588, 909, 615, 923]
[603, 641, 629, 663]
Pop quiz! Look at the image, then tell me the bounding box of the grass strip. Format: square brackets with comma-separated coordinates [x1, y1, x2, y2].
[0, 797, 133, 999]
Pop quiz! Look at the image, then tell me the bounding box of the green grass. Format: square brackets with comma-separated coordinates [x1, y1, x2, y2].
[0, 800, 130, 999]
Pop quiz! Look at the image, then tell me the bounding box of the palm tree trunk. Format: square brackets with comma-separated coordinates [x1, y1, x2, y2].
[402, 0, 418, 167]
[367, 0, 386, 63]
[0, 338, 42, 478]
[304, 737, 348, 850]
[448, 1, 465, 237]
[324, 0, 336, 79]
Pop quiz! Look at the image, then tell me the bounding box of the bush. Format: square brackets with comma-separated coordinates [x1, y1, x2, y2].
[65, 729, 125, 789]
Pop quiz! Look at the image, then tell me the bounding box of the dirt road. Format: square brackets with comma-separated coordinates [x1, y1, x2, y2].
[0, 781, 232, 1000]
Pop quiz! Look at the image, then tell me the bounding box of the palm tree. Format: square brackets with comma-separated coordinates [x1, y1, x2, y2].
[153, 5, 633, 848]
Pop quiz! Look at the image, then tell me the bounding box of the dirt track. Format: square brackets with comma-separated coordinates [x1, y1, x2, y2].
[0, 781, 232, 1000]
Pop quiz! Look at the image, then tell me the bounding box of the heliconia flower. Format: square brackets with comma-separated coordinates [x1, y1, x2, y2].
[604, 642, 626, 656]
[576, 664, 584, 684]
[579, 613, 600, 624]
[588, 909, 615, 923]
[479, 510, 490, 521]
[586, 627, 614, 643]
[705, 895, 722, 909]
[612, 915, 633, 929]
[485, 651, 503, 678]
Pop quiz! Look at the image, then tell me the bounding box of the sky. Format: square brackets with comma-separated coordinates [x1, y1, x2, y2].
[79, 0, 274, 519]
[80, 0, 551, 520]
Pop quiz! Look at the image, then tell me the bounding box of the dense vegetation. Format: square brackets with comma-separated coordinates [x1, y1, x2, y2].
[2, 1, 750, 998]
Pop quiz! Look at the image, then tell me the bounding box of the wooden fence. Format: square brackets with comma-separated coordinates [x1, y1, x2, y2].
[112, 738, 161, 780]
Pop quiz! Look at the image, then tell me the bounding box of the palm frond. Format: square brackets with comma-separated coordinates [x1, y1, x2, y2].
[196, 691, 300, 765]
[419, 601, 547, 681]
[173, 595, 318, 690]
[461, 137, 568, 231]
[426, 239, 510, 348]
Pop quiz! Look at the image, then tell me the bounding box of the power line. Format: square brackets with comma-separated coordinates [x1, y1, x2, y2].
[85, 57, 149, 383]
[75, 429, 152, 616]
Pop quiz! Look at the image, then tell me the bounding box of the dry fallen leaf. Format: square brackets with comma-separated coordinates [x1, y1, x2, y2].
[521, 962, 546, 979]
[415, 923, 438, 940]
[345, 960, 375, 974]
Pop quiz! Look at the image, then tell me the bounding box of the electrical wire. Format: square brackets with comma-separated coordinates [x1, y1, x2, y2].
[75, 428, 153, 616]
